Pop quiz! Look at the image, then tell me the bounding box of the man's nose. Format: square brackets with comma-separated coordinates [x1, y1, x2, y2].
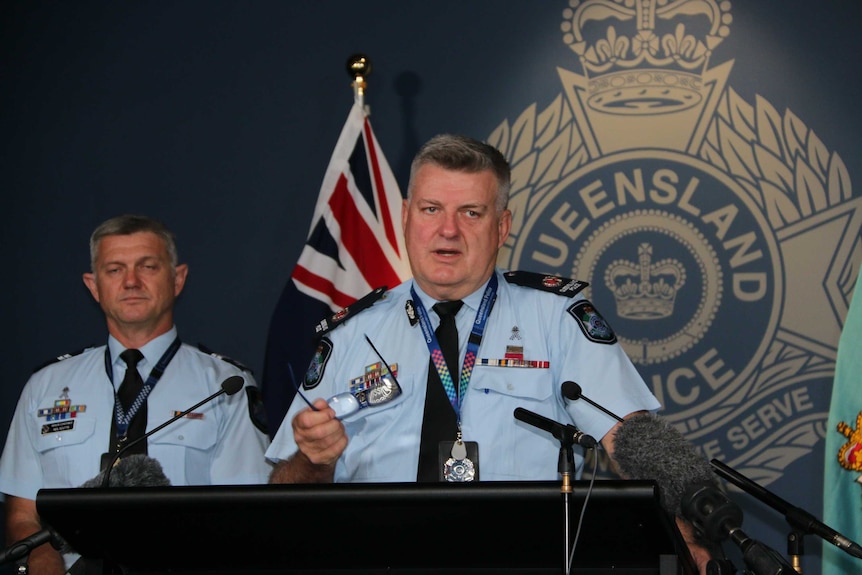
[439, 212, 460, 236]
[122, 269, 142, 287]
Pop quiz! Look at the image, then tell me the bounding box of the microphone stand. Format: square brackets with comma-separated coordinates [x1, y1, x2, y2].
[559, 428, 575, 575]
[711, 459, 862, 572]
[101, 376, 243, 487]
[512, 407, 592, 574]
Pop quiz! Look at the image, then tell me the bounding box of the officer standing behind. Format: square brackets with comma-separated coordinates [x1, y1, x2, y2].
[266, 134, 710, 571]
[0, 214, 272, 575]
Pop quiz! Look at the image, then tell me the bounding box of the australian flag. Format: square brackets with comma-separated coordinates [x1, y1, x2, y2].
[261, 101, 411, 436]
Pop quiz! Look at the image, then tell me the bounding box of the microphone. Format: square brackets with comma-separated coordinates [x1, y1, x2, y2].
[711, 459, 862, 559]
[561, 380, 624, 422]
[513, 407, 597, 448]
[0, 455, 173, 565]
[613, 412, 717, 517]
[682, 483, 801, 575]
[101, 375, 244, 487]
[0, 526, 65, 566]
[82, 453, 171, 488]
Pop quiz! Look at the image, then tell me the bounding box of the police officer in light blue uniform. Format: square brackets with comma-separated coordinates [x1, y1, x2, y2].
[267, 269, 660, 482]
[0, 328, 271, 495]
[266, 135, 711, 571]
[265, 133, 660, 485]
[0, 214, 271, 575]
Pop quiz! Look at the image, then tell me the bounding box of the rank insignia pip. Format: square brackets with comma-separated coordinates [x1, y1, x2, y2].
[503, 271, 588, 297]
[314, 287, 387, 338]
[198, 343, 253, 373]
[568, 300, 617, 344]
[33, 346, 95, 373]
[405, 300, 419, 326]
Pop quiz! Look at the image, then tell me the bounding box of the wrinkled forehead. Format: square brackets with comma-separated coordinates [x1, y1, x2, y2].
[95, 232, 170, 262]
[410, 164, 499, 203]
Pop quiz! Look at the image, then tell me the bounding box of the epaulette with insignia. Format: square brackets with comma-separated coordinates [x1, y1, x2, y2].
[197, 344, 254, 374]
[503, 271, 588, 297]
[314, 286, 388, 339]
[33, 345, 96, 373]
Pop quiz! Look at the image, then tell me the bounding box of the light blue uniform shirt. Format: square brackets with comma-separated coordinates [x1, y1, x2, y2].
[0, 326, 272, 499]
[266, 270, 660, 481]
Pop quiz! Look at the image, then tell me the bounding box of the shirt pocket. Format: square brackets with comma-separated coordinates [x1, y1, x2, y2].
[33, 414, 99, 485]
[34, 415, 97, 453]
[469, 367, 553, 403]
[149, 416, 217, 452]
[465, 369, 559, 479]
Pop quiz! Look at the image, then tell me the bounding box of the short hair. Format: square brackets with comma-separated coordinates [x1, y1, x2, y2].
[89, 214, 179, 272]
[407, 134, 511, 213]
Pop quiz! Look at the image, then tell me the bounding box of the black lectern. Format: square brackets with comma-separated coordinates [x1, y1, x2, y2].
[37, 480, 694, 574]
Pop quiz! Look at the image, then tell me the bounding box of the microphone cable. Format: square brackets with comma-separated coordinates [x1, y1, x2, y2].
[566, 446, 599, 574]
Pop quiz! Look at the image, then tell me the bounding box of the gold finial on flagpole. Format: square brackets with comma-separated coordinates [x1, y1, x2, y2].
[346, 53, 371, 112]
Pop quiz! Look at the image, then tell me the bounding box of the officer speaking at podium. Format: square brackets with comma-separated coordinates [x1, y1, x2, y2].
[266, 134, 715, 573]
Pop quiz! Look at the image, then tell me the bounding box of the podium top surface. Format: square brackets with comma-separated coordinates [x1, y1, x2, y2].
[37, 480, 693, 574]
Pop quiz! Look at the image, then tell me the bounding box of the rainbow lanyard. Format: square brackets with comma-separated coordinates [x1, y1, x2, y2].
[411, 274, 497, 418]
[104, 337, 181, 438]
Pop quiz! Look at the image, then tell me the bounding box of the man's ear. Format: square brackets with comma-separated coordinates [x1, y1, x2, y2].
[498, 209, 512, 248]
[173, 264, 189, 296]
[82, 272, 100, 303]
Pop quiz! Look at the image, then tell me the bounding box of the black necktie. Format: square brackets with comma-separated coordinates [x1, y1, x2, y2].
[417, 300, 463, 482]
[113, 348, 148, 456]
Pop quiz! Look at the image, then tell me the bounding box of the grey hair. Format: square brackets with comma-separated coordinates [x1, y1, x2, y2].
[89, 214, 179, 272]
[407, 134, 511, 213]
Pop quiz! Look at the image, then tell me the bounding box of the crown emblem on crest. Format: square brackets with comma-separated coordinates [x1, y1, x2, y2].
[836, 411, 862, 473]
[562, 0, 731, 115]
[605, 243, 685, 319]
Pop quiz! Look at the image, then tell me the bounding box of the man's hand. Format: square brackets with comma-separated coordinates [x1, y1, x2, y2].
[269, 398, 347, 483]
[676, 516, 713, 575]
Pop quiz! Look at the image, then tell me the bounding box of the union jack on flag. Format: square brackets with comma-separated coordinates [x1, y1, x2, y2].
[261, 101, 411, 434]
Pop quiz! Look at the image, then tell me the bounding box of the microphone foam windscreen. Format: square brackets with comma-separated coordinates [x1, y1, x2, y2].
[613, 412, 716, 516]
[80, 454, 172, 488]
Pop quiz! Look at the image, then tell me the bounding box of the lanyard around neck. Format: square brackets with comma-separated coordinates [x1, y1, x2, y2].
[104, 336, 182, 437]
[411, 274, 498, 419]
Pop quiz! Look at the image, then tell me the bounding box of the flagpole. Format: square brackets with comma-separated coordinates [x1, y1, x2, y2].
[346, 53, 371, 112]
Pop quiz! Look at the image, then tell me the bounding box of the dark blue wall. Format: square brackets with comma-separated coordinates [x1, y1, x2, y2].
[3, 2, 861, 571]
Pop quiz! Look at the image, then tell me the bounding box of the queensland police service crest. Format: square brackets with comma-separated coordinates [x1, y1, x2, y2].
[492, 0, 862, 481]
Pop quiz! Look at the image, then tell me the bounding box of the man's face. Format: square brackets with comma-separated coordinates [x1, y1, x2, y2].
[402, 164, 511, 301]
[83, 231, 187, 336]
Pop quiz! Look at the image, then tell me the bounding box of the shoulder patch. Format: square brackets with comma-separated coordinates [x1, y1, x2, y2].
[33, 345, 96, 373]
[304, 337, 333, 390]
[567, 300, 618, 344]
[245, 386, 269, 435]
[197, 344, 254, 374]
[313, 286, 388, 338]
[503, 271, 588, 297]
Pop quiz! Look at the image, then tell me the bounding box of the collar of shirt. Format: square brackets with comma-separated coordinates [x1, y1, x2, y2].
[107, 325, 179, 384]
[409, 274, 495, 333]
